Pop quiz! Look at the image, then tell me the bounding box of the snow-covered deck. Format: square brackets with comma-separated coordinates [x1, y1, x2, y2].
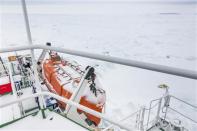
[1, 110, 87, 131]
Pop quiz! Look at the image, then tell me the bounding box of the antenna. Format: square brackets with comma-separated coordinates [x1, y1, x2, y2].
[158, 84, 169, 95]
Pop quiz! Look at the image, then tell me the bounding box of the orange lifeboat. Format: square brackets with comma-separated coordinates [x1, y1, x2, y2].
[42, 52, 106, 126]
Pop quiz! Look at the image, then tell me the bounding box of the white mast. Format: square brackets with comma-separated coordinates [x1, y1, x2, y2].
[20, 0, 45, 118]
[21, 0, 32, 45]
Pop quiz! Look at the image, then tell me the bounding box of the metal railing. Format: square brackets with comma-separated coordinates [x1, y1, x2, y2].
[0, 45, 197, 131]
[0, 91, 132, 130]
[102, 108, 144, 131]
[145, 94, 197, 130]
[166, 95, 197, 124]
[102, 100, 161, 131]
[101, 93, 197, 131]
[146, 98, 162, 129]
[0, 44, 197, 80]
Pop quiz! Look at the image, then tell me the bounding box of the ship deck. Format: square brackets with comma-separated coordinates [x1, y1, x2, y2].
[0, 109, 87, 131]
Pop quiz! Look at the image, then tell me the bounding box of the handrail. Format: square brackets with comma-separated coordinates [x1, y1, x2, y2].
[103, 109, 140, 131]
[0, 45, 197, 80]
[167, 95, 197, 124]
[170, 95, 197, 109]
[146, 98, 162, 129]
[0, 91, 132, 131]
[168, 107, 197, 123]
[145, 95, 197, 130]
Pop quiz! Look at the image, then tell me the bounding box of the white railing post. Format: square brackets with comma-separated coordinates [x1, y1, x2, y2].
[21, 0, 32, 45]
[21, 0, 45, 118]
[136, 110, 141, 129]
[7, 63, 17, 98]
[156, 98, 162, 122]
[65, 68, 90, 114]
[140, 106, 145, 131]
[164, 95, 171, 120]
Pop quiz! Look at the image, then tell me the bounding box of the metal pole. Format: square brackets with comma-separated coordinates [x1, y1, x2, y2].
[0, 92, 132, 131]
[170, 95, 197, 108]
[103, 110, 140, 131]
[39, 45, 197, 80]
[1, 45, 197, 80]
[140, 107, 145, 131]
[21, 0, 45, 118]
[156, 98, 162, 122]
[7, 63, 17, 98]
[0, 44, 196, 80]
[21, 0, 32, 45]
[164, 96, 170, 120]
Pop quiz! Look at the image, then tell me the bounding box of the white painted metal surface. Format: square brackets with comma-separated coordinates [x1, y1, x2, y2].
[0, 91, 132, 131]
[0, 44, 196, 80]
[1, 110, 87, 131]
[21, 0, 46, 113]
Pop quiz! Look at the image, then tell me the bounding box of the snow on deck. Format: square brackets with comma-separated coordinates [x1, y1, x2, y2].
[0, 87, 38, 126]
[1, 110, 87, 131]
[0, 94, 21, 125]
